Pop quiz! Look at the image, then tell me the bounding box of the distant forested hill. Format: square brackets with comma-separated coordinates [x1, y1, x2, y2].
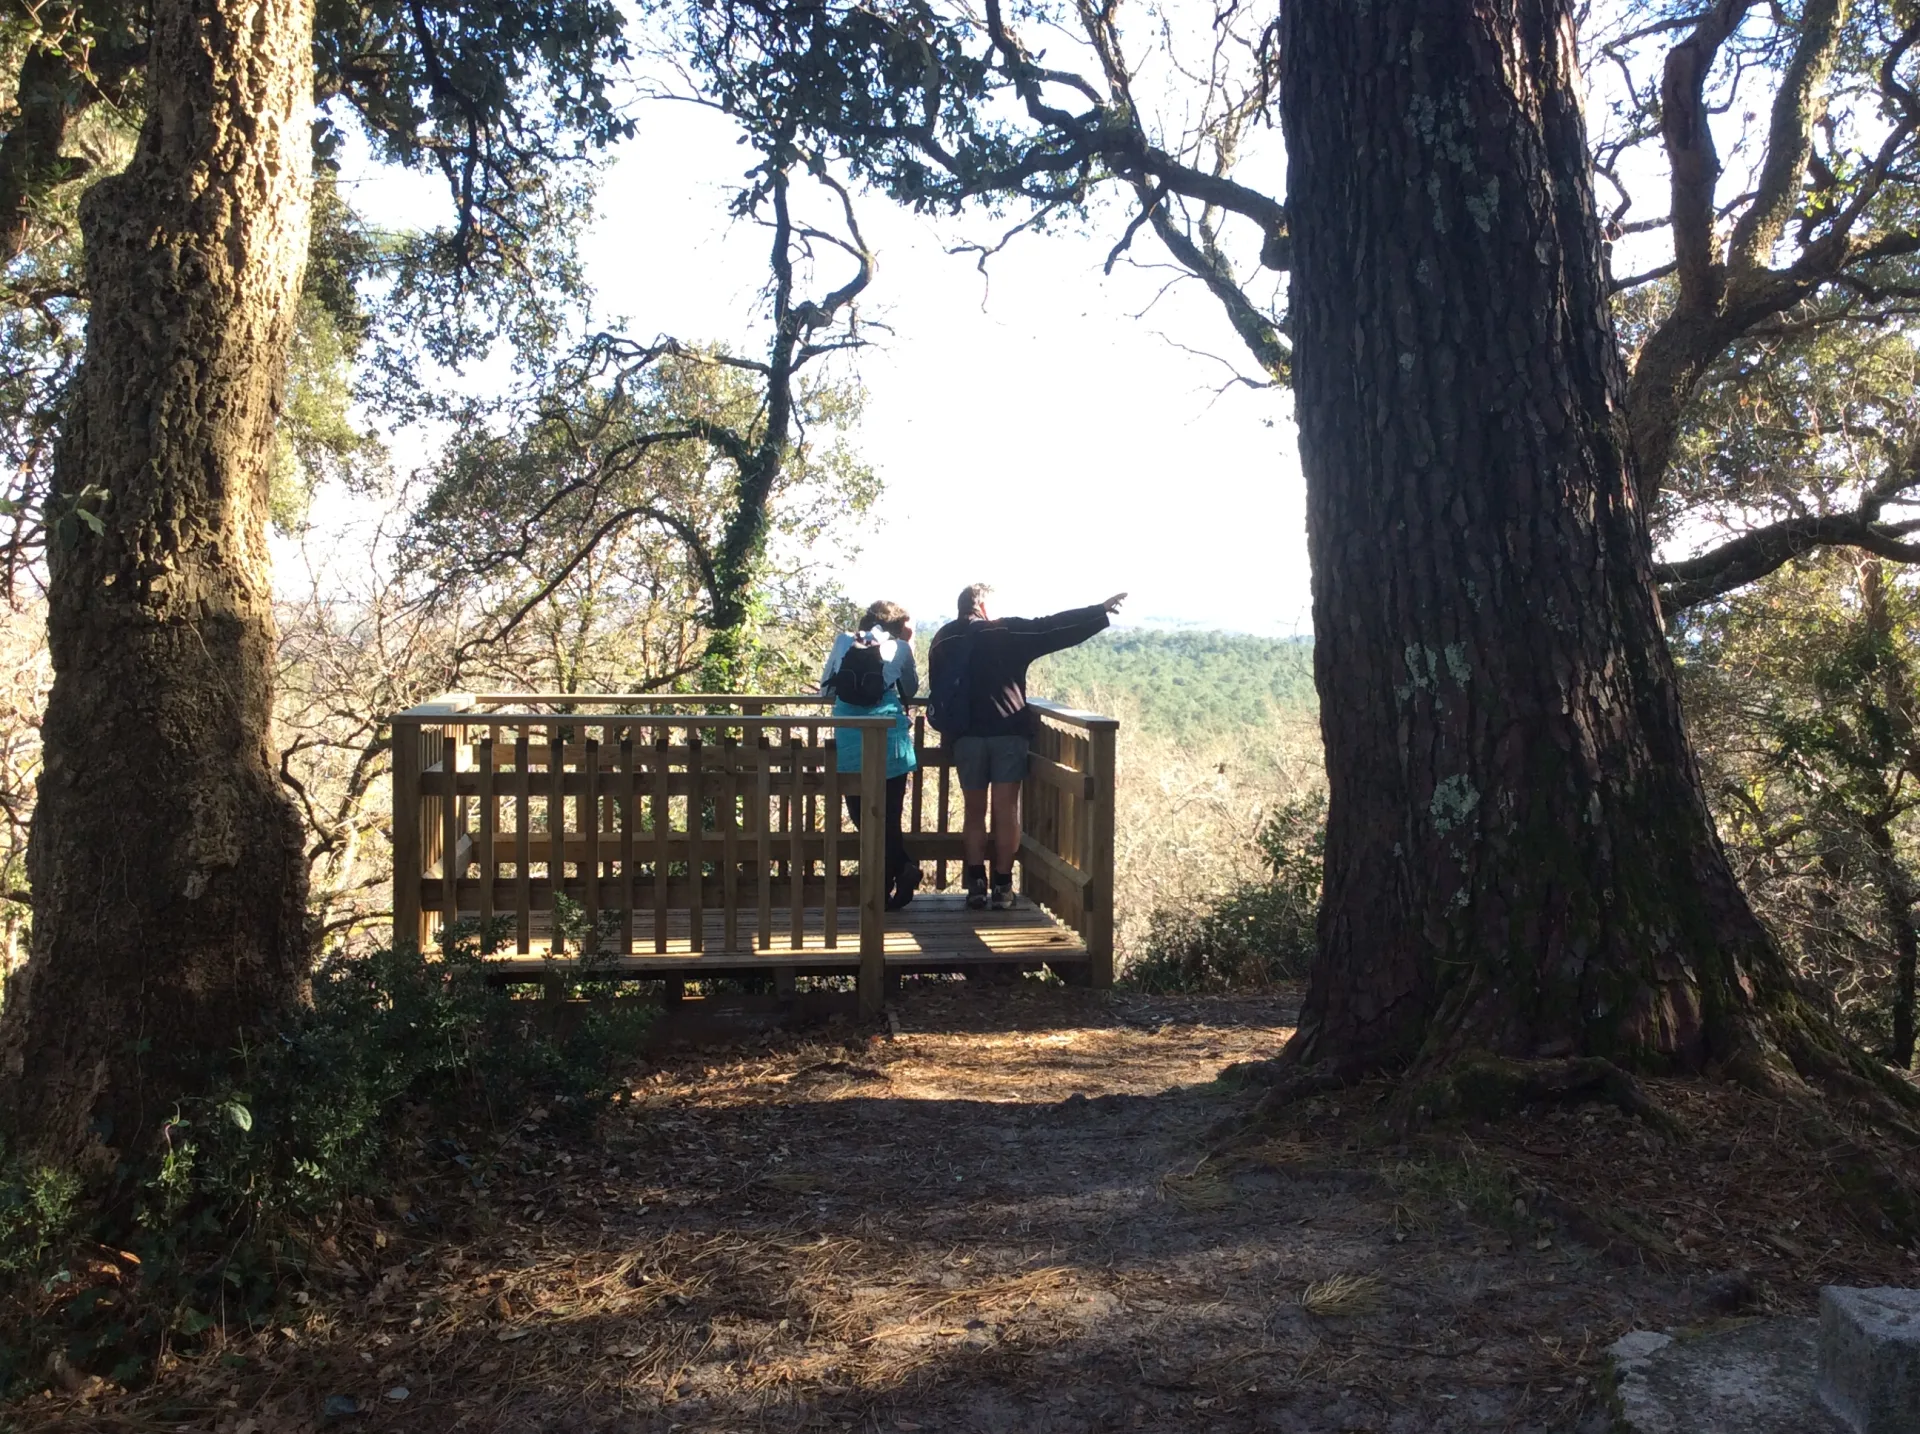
[1031, 629, 1316, 737]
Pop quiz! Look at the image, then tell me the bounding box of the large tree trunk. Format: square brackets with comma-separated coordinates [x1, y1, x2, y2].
[1865, 822, 1917, 1072]
[1276, 0, 1794, 1077]
[0, 0, 314, 1164]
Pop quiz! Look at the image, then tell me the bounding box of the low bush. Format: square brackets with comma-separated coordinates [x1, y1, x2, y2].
[1123, 792, 1324, 993]
[0, 933, 650, 1394]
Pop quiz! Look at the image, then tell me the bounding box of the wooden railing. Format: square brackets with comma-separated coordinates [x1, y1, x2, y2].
[388, 692, 1118, 1010]
[1019, 699, 1119, 984]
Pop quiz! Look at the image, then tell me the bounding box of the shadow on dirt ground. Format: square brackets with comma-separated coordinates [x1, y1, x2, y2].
[23, 982, 1920, 1433]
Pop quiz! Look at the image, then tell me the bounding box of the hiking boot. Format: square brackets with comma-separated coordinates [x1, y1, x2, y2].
[886, 865, 922, 912]
[966, 873, 990, 910]
[990, 878, 1017, 911]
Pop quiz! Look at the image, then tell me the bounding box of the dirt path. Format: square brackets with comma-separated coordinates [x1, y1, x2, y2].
[44, 984, 1920, 1433]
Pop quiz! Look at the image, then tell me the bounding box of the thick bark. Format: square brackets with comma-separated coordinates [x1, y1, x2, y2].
[1897, 909, 1918, 1073]
[1277, 0, 1791, 1076]
[0, 0, 314, 1163]
[1859, 558, 1918, 1071]
[1866, 823, 1917, 1071]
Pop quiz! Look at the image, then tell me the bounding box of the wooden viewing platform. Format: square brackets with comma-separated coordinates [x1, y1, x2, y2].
[389, 692, 1119, 1014]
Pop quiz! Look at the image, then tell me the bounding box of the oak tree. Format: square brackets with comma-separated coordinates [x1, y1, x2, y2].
[0, 0, 318, 1164]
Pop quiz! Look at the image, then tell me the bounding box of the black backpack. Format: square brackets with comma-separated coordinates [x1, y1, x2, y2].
[831, 641, 889, 707]
[927, 626, 976, 737]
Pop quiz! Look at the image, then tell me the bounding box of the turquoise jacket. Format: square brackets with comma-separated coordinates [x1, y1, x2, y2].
[821, 631, 919, 779]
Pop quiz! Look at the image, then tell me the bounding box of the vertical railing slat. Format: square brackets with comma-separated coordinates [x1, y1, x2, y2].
[687, 733, 705, 953]
[583, 733, 601, 956]
[909, 711, 925, 868]
[858, 722, 887, 1016]
[652, 730, 671, 954]
[756, 735, 773, 951]
[721, 734, 740, 953]
[788, 729, 806, 948]
[936, 749, 951, 891]
[620, 732, 636, 955]
[548, 722, 566, 955]
[823, 740, 839, 949]
[440, 723, 460, 949]
[514, 729, 531, 954]
[391, 718, 423, 951]
[477, 735, 495, 947]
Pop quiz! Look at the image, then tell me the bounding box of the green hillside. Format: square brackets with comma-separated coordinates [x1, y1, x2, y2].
[1031, 629, 1317, 738]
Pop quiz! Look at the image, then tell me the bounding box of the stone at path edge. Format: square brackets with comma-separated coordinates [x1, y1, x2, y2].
[1608, 1321, 1846, 1434]
[1817, 1286, 1920, 1434]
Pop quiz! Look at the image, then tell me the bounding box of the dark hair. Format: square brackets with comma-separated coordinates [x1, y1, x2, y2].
[957, 582, 991, 619]
[861, 599, 911, 637]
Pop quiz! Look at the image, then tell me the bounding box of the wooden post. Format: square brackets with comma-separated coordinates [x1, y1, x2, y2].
[392, 717, 423, 951]
[1085, 721, 1118, 988]
[858, 722, 887, 1017]
[389, 693, 477, 955]
[477, 736, 495, 948]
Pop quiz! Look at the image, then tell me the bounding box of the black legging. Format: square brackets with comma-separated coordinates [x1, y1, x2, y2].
[846, 773, 911, 892]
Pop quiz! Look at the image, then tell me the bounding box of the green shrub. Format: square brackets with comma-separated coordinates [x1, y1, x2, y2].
[1124, 792, 1324, 992]
[0, 932, 651, 1393]
[0, 1162, 79, 1280]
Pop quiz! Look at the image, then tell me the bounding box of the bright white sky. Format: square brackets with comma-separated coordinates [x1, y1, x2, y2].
[340, 87, 1311, 637]
[330, 4, 1735, 641]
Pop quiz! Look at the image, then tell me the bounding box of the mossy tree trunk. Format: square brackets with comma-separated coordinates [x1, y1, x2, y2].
[0, 0, 314, 1164]
[1277, 0, 1803, 1079]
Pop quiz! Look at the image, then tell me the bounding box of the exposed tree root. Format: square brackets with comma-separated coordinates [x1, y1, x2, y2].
[1224, 1008, 1920, 1245]
[1716, 997, 1920, 1241]
[1395, 1053, 1687, 1139]
[1748, 994, 1920, 1138]
[1226, 1049, 1683, 1137]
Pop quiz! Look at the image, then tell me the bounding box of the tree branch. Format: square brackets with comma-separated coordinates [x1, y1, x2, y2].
[1727, 0, 1846, 272]
[1661, 0, 1758, 311]
[1659, 442, 1920, 606]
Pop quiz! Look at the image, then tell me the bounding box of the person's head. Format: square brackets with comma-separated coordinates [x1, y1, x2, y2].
[860, 599, 912, 640]
[957, 582, 992, 620]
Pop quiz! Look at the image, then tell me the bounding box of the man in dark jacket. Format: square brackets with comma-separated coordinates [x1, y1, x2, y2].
[929, 583, 1126, 909]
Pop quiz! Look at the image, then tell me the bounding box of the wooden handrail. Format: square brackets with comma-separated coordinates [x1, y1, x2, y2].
[467, 692, 831, 707]
[392, 711, 897, 730]
[1027, 698, 1121, 732]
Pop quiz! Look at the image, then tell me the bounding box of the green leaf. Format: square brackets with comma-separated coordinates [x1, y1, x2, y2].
[178, 1307, 216, 1335]
[224, 1101, 253, 1133]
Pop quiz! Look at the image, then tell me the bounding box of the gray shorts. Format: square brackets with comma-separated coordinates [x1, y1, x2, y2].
[953, 734, 1029, 791]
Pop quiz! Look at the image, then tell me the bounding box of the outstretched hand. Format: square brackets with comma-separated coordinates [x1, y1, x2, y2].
[1102, 592, 1128, 614]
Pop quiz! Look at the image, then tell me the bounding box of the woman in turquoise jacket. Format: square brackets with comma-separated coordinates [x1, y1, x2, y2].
[820, 600, 920, 909]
